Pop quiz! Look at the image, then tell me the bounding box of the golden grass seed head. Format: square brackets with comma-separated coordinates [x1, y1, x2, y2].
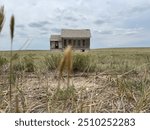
[0, 5, 5, 33]
[59, 45, 73, 78]
[65, 45, 72, 73]
[10, 15, 15, 41]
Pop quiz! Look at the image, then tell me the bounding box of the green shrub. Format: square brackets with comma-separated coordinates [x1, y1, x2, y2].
[0, 56, 8, 67]
[13, 62, 25, 71]
[12, 53, 19, 61]
[44, 54, 62, 71]
[23, 55, 35, 72]
[44, 53, 97, 72]
[73, 53, 96, 72]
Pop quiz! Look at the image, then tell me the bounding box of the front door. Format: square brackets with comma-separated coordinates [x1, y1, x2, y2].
[55, 41, 59, 49]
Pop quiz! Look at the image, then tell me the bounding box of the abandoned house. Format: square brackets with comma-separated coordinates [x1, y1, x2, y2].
[50, 29, 91, 51]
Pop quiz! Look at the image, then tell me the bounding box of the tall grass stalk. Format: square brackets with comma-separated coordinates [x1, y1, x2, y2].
[58, 45, 72, 88]
[0, 5, 5, 33]
[9, 15, 15, 112]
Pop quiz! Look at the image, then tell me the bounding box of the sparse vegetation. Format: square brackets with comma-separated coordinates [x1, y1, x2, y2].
[0, 48, 150, 113]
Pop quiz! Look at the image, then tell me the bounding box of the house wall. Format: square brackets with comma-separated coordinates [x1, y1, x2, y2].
[59, 42, 62, 48]
[50, 38, 90, 50]
[50, 41, 55, 49]
[62, 38, 90, 50]
[50, 41, 62, 49]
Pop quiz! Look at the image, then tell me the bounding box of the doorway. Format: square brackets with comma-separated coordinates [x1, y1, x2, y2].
[55, 41, 59, 49]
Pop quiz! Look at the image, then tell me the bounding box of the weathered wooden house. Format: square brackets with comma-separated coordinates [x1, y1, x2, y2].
[50, 29, 91, 51]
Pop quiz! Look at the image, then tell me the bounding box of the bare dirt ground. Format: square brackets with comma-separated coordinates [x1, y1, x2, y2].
[1, 71, 142, 113]
[0, 72, 115, 112]
[1, 70, 150, 113]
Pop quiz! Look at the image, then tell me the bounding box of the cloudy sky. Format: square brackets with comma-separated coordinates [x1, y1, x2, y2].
[0, 0, 150, 50]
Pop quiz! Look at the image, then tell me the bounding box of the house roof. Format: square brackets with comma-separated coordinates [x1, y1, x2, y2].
[50, 35, 61, 41]
[61, 29, 91, 38]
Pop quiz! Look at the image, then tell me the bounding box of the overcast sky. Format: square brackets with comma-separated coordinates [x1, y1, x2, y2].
[0, 0, 150, 50]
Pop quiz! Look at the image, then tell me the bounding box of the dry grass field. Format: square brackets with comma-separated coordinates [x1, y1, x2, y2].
[0, 48, 150, 113]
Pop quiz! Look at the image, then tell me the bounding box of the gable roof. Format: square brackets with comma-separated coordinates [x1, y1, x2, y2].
[61, 29, 91, 38]
[50, 35, 61, 41]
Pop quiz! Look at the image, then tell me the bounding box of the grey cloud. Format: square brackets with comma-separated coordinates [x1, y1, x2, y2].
[39, 21, 51, 25]
[100, 30, 113, 35]
[17, 32, 28, 37]
[51, 28, 60, 33]
[16, 24, 25, 28]
[55, 15, 62, 21]
[94, 30, 113, 35]
[54, 8, 65, 14]
[41, 27, 49, 31]
[29, 23, 43, 28]
[124, 31, 138, 36]
[39, 28, 50, 36]
[55, 14, 79, 22]
[131, 4, 150, 14]
[64, 16, 78, 21]
[114, 28, 142, 36]
[123, 28, 143, 36]
[119, 4, 150, 17]
[94, 27, 141, 36]
[28, 21, 51, 28]
[94, 19, 106, 25]
[64, 22, 78, 28]
[54, 7, 82, 22]
[79, 14, 88, 21]
[31, 2, 38, 6]
[40, 32, 48, 36]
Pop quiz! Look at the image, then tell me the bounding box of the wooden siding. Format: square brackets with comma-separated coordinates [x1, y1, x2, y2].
[50, 29, 91, 50]
[62, 38, 90, 49]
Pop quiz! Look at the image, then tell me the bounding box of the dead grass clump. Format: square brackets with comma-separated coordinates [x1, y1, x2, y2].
[50, 85, 77, 112]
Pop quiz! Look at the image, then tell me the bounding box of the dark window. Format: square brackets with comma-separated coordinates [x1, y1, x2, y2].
[73, 40, 76, 47]
[64, 40, 66, 47]
[78, 40, 80, 46]
[64, 39, 66, 44]
[81, 49, 85, 52]
[55, 41, 59, 49]
[69, 39, 71, 45]
[83, 40, 85, 46]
